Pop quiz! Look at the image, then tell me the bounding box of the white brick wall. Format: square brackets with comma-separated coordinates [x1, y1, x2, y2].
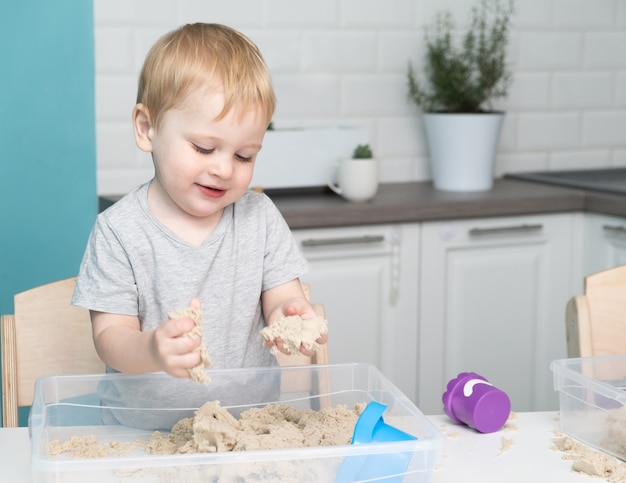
[94, 0, 626, 194]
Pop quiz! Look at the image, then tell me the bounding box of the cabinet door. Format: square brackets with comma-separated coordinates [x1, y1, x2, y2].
[419, 214, 575, 414]
[292, 224, 419, 401]
[584, 213, 626, 276]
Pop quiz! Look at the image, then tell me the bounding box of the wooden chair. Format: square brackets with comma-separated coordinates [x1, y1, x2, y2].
[1, 277, 105, 427]
[1, 278, 328, 427]
[565, 264, 626, 358]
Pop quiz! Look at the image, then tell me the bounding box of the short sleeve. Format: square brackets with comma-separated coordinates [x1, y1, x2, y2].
[72, 215, 139, 316]
[259, 195, 310, 291]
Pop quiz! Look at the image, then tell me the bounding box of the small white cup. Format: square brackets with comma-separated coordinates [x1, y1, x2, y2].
[328, 158, 379, 202]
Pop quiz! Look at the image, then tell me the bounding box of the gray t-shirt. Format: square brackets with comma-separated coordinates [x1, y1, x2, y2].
[72, 182, 309, 429]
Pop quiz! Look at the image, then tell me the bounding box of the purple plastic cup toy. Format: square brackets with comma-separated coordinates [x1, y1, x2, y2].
[442, 372, 511, 433]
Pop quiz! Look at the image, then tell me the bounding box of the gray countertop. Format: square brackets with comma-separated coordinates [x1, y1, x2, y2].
[99, 178, 626, 230]
[270, 179, 597, 229]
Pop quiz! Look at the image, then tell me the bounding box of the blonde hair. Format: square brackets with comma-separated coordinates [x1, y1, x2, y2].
[137, 23, 275, 128]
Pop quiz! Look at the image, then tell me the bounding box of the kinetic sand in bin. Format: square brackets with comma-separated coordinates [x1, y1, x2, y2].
[47, 401, 365, 482]
[50, 401, 364, 457]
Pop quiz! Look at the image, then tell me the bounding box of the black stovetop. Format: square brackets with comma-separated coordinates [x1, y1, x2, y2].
[505, 168, 626, 195]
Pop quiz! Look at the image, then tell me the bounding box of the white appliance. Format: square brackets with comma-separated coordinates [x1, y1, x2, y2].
[251, 126, 370, 190]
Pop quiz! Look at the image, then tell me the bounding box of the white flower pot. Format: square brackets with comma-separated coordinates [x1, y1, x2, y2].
[424, 112, 505, 191]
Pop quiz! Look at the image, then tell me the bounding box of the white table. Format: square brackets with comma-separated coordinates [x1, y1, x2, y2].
[0, 412, 602, 482]
[430, 411, 598, 482]
[0, 427, 31, 482]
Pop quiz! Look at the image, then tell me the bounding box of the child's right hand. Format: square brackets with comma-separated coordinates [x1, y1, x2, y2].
[150, 315, 202, 378]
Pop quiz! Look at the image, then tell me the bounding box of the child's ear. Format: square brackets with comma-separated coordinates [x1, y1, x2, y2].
[133, 104, 154, 152]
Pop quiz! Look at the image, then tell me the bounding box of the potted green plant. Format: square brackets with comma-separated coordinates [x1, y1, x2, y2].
[407, 0, 515, 191]
[352, 144, 373, 159]
[328, 143, 378, 202]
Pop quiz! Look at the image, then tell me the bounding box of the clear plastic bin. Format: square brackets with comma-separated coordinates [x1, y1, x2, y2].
[30, 363, 444, 482]
[551, 355, 626, 461]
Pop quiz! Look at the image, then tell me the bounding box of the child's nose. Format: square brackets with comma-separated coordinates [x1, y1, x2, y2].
[207, 153, 233, 179]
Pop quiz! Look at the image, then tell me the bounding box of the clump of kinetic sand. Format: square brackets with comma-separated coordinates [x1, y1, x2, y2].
[260, 315, 328, 355]
[169, 300, 211, 383]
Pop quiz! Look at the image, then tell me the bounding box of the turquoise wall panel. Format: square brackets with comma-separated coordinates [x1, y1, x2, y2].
[0, 1, 96, 426]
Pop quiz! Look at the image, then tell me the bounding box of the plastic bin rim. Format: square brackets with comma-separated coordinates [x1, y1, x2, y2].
[550, 356, 626, 403]
[34, 362, 379, 383]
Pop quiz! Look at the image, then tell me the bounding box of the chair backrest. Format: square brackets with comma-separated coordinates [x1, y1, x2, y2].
[566, 264, 626, 358]
[1, 277, 105, 427]
[1, 278, 328, 427]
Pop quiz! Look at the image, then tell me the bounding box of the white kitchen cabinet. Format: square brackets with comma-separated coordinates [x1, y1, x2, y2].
[418, 213, 577, 415]
[292, 224, 419, 401]
[583, 213, 626, 276]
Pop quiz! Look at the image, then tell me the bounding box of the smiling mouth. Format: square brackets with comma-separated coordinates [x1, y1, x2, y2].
[196, 183, 226, 197]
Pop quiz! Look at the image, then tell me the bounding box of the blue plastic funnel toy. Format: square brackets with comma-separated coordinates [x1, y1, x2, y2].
[335, 401, 417, 482]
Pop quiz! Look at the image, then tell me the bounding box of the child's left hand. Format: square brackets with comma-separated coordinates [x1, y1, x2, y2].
[273, 297, 328, 356]
[262, 280, 329, 357]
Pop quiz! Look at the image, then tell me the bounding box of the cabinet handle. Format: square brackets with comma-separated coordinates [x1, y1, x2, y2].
[603, 224, 626, 235]
[301, 235, 385, 247]
[468, 223, 543, 236]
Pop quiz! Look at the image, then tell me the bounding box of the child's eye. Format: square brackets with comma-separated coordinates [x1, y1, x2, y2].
[192, 144, 214, 155]
[235, 153, 253, 162]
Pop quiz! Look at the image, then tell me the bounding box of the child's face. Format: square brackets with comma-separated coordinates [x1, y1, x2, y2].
[143, 87, 267, 223]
